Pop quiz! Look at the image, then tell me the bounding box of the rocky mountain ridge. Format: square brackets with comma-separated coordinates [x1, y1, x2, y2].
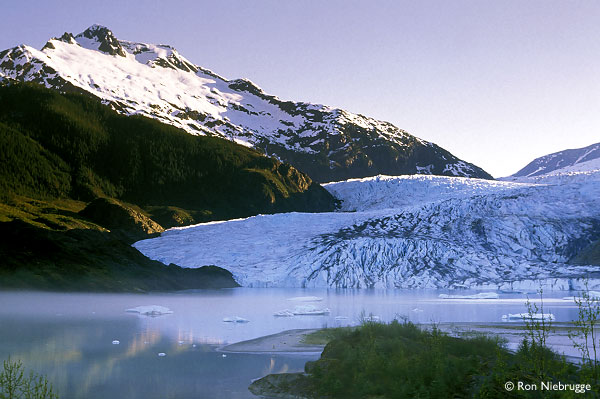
[0, 25, 492, 182]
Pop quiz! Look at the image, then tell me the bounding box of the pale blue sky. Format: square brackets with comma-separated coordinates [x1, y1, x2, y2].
[2, 1, 599, 177]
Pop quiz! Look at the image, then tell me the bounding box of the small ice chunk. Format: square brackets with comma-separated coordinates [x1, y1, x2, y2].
[222, 354, 227, 358]
[126, 305, 173, 317]
[287, 296, 323, 302]
[411, 308, 424, 312]
[158, 353, 166, 357]
[192, 344, 197, 348]
[502, 313, 555, 321]
[439, 293, 499, 300]
[112, 340, 120, 345]
[223, 316, 250, 323]
[273, 310, 295, 317]
[292, 305, 330, 316]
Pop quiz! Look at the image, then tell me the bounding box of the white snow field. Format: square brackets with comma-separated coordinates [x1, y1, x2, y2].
[134, 170, 600, 289]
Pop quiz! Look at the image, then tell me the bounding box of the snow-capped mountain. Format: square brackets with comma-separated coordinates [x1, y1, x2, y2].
[0, 25, 491, 182]
[510, 142, 600, 179]
[134, 171, 600, 289]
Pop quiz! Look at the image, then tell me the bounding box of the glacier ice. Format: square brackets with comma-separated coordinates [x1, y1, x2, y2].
[134, 172, 600, 289]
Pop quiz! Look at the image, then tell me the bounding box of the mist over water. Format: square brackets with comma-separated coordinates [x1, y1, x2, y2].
[0, 289, 582, 398]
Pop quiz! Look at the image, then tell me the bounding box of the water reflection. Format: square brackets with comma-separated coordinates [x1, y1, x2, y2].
[0, 288, 582, 398]
[0, 315, 312, 398]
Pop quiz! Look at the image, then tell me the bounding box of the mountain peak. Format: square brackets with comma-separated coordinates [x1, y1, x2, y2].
[511, 142, 600, 178]
[75, 25, 126, 57]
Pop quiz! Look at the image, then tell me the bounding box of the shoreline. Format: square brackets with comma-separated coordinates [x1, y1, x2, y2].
[220, 322, 587, 362]
[220, 328, 325, 353]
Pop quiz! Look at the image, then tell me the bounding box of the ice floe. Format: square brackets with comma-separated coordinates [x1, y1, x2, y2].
[126, 305, 173, 316]
[291, 305, 330, 316]
[439, 293, 499, 300]
[273, 310, 295, 317]
[223, 316, 250, 323]
[562, 291, 600, 301]
[502, 313, 555, 321]
[112, 340, 120, 345]
[286, 296, 323, 302]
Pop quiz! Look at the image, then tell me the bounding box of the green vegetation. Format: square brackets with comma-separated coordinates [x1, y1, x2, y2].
[305, 321, 511, 398]
[0, 83, 336, 223]
[254, 311, 599, 398]
[0, 83, 337, 291]
[569, 283, 600, 386]
[0, 218, 238, 292]
[0, 357, 57, 399]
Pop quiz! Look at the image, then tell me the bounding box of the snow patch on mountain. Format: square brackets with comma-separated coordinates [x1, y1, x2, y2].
[0, 25, 491, 181]
[510, 142, 600, 179]
[134, 172, 600, 289]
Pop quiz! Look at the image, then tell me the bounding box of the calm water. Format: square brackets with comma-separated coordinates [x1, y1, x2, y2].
[0, 288, 582, 398]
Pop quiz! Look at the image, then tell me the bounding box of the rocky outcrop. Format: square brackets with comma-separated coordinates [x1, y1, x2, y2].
[80, 198, 164, 241]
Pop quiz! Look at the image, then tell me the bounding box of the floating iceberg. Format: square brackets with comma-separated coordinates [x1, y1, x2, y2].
[292, 305, 330, 316]
[563, 291, 600, 301]
[287, 296, 323, 302]
[439, 293, 499, 300]
[126, 305, 173, 316]
[112, 340, 120, 345]
[273, 310, 295, 317]
[158, 353, 166, 357]
[223, 316, 250, 323]
[502, 313, 555, 321]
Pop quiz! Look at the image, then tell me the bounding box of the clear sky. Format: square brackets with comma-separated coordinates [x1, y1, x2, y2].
[2, 1, 599, 177]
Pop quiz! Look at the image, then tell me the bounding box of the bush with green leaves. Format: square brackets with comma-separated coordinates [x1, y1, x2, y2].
[0, 357, 57, 399]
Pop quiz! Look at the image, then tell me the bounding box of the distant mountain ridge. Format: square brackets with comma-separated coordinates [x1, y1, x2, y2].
[512, 142, 600, 178]
[0, 24, 492, 182]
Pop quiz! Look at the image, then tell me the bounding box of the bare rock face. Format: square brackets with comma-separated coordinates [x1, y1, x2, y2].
[571, 240, 600, 266]
[0, 25, 492, 183]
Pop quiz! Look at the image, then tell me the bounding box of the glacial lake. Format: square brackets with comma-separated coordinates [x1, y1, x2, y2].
[0, 288, 585, 398]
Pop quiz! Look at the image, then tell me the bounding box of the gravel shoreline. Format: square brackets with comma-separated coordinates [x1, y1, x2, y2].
[220, 329, 324, 353]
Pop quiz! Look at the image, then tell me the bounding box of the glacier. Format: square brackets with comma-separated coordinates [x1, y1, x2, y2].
[134, 169, 600, 289]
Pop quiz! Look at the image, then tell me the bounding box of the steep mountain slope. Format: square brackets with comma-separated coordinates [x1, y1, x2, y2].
[134, 172, 600, 289]
[0, 25, 492, 182]
[0, 84, 336, 222]
[511, 142, 600, 178]
[0, 84, 335, 291]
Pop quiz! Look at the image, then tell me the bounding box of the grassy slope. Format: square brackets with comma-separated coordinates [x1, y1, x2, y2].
[0, 83, 337, 291]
